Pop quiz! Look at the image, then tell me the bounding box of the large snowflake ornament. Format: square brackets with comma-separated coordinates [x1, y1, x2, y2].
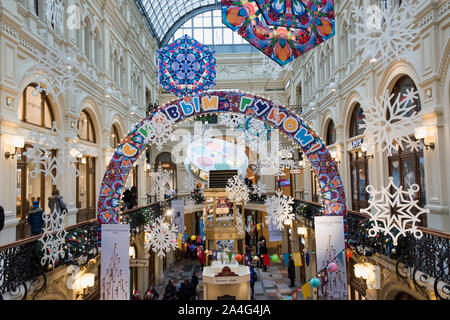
[252, 180, 267, 198]
[151, 165, 171, 201]
[46, 0, 64, 34]
[144, 216, 178, 258]
[184, 196, 196, 214]
[350, 0, 419, 67]
[40, 208, 67, 268]
[220, 113, 246, 130]
[226, 175, 250, 204]
[26, 122, 82, 185]
[148, 111, 174, 151]
[183, 176, 197, 193]
[236, 211, 245, 236]
[29, 44, 80, 103]
[361, 177, 429, 246]
[360, 89, 421, 156]
[265, 191, 295, 231]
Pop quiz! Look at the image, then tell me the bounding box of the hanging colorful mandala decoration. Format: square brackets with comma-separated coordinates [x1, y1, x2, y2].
[265, 190, 295, 230]
[144, 216, 178, 258]
[40, 208, 67, 269]
[361, 177, 429, 246]
[359, 88, 421, 156]
[350, 0, 419, 68]
[222, 0, 335, 66]
[157, 35, 216, 97]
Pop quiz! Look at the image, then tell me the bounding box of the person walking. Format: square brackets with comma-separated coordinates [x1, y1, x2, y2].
[48, 189, 68, 214]
[177, 279, 194, 300]
[130, 186, 138, 209]
[27, 201, 45, 236]
[256, 240, 261, 268]
[147, 286, 159, 300]
[288, 256, 296, 288]
[197, 247, 206, 270]
[163, 279, 177, 300]
[122, 189, 131, 210]
[191, 272, 199, 300]
[259, 238, 268, 271]
[250, 264, 257, 300]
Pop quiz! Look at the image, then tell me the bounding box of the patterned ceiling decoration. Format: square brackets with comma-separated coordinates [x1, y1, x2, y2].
[157, 35, 216, 97]
[222, 0, 335, 65]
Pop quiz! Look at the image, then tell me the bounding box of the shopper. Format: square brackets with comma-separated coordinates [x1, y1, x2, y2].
[27, 201, 45, 236]
[197, 247, 206, 270]
[259, 238, 268, 271]
[163, 279, 177, 300]
[144, 291, 154, 300]
[177, 279, 194, 300]
[48, 189, 68, 214]
[131, 291, 142, 300]
[250, 264, 257, 300]
[130, 186, 138, 209]
[191, 272, 199, 299]
[0, 205, 4, 232]
[147, 286, 159, 300]
[122, 189, 131, 210]
[288, 256, 296, 288]
[256, 240, 262, 268]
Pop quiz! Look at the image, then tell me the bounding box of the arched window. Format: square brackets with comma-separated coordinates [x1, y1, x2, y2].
[110, 124, 121, 149]
[18, 84, 55, 129]
[387, 75, 426, 226]
[78, 110, 96, 143]
[326, 120, 336, 146]
[349, 103, 365, 138]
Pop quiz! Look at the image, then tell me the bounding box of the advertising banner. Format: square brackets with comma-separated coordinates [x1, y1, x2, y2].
[101, 224, 130, 300]
[314, 216, 348, 300]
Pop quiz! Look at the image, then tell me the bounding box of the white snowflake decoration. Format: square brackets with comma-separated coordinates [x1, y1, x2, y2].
[221, 113, 246, 130]
[360, 89, 421, 156]
[226, 175, 250, 204]
[265, 190, 295, 231]
[40, 208, 67, 268]
[184, 196, 196, 214]
[149, 111, 174, 151]
[26, 122, 82, 185]
[236, 212, 245, 236]
[361, 177, 429, 246]
[28, 44, 80, 104]
[46, 0, 64, 34]
[151, 165, 171, 201]
[183, 176, 197, 193]
[350, 0, 419, 68]
[252, 180, 267, 198]
[144, 216, 178, 258]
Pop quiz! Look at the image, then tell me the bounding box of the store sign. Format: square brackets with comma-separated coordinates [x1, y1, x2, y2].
[351, 139, 363, 149]
[129, 259, 149, 267]
[291, 169, 302, 174]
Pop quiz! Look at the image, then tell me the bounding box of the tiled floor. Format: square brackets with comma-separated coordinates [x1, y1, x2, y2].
[154, 259, 300, 300]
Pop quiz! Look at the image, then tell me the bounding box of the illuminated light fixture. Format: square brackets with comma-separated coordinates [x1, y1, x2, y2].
[63, 56, 74, 70]
[370, 57, 377, 63]
[329, 82, 338, 93]
[354, 263, 381, 289]
[297, 227, 307, 235]
[309, 102, 315, 110]
[4, 135, 24, 159]
[414, 126, 435, 150]
[129, 246, 136, 258]
[284, 219, 292, 226]
[81, 157, 87, 165]
[165, 209, 174, 217]
[74, 272, 95, 299]
[361, 142, 374, 159]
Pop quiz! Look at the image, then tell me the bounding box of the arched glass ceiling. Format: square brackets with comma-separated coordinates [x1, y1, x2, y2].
[139, 0, 220, 44]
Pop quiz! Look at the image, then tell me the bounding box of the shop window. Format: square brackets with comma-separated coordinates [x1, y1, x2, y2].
[387, 75, 426, 226]
[76, 156, 96, 222]
[326, 120, 336, 146]
[110, 124, 121, 149]
[349, 151, 369, 211]
[18, 84, 55, 129]
[349, 103, 365, 138]
[78, 110, 96, 143]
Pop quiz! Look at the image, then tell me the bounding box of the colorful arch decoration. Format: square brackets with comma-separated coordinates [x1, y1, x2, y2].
[97, 90, 346, 243]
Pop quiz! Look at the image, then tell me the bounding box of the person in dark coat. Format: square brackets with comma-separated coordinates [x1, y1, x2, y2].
[147, 286, 159, 300]
[250, 265, 257, 299]
[191, 272, 199, 299]
[288, 257, 296, 287]
[48, 189, 67, 214]
[0, 205, 4, 232]
[259, 238, 268, 271]
[177, 279, 194, 300]
[27, 201, 45, 236]
[130, 186, 138, 208]
[122, 189, 131, 210]
[163, 279, 177, 300]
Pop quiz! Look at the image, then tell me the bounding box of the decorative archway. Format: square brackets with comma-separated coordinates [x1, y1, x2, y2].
[97, 90, 347, 242]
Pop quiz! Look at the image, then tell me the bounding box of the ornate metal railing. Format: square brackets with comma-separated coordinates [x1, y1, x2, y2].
[293, 199, 450, 300]
[0, 219, 98, 300]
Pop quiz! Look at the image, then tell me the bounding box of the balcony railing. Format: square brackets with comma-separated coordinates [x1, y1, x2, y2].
[293, 199, 450, 300]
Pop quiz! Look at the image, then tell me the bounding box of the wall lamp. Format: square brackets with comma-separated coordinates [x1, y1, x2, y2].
[329, 151, 341, 165]
[361, 143, 374, 159]
[414, 127, 435, 150]
[4, 135, 24, 159]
